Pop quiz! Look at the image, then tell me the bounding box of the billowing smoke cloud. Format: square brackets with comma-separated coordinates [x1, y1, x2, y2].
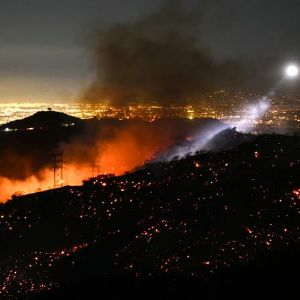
[82, 0, 243, 106]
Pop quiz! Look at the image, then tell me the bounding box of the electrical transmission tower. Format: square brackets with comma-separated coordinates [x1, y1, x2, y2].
[53, 151, 65, 188]
[92, 159, 100, 178]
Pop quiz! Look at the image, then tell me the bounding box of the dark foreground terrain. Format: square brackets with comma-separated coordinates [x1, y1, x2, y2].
[0, 129, 299, 299]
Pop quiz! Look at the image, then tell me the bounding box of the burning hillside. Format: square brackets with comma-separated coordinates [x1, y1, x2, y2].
[0, 112, 224, 202]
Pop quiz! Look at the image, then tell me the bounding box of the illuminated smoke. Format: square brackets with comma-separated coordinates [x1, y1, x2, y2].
[0, 165, 92, 202]
[94, 123, 174, 175]
[232, 97, 271, 132]
[163, 98, 271, 160]
[162, 122, 229, 160]
[0, 170, 53, 202]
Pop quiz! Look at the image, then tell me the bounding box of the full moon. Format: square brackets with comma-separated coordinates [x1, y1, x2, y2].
[285, 64, 299, 78]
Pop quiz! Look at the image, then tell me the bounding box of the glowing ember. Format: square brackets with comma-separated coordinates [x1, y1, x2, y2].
[194, 162, 201, 168]
[292, 188, 300, 200]
[245, 227, 253, 234]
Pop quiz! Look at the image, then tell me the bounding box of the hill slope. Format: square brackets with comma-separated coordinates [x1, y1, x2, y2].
[0, 110, 81, 131]
[0, 134, 299, 299]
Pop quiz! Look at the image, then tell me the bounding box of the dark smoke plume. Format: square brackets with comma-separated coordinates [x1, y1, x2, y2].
[82, 0, 243, 106]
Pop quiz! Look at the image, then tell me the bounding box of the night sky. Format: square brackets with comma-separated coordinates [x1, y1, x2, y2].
[0, 0, 299, 102]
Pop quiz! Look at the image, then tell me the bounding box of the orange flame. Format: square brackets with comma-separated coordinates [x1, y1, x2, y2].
[0, 124, 174, 202]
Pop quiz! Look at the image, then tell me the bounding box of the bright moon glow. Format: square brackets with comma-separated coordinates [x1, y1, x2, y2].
[285, 64, 299, 78]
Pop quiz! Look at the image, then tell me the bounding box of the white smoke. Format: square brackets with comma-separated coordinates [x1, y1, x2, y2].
[232, 97, 271, 132]
[162, 97, 271, 160]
